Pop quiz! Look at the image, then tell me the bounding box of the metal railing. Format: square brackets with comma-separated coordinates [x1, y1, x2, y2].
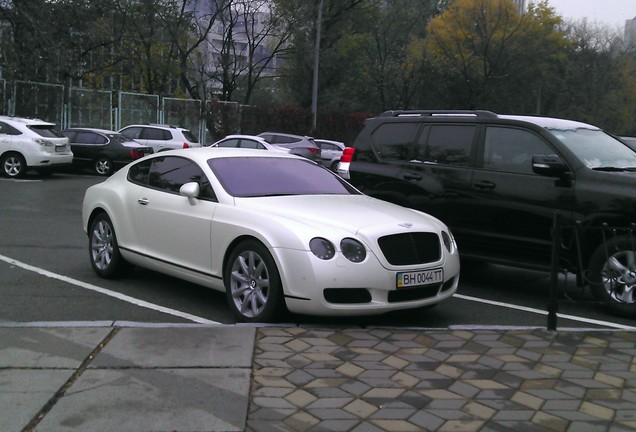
[548, 212, 636, 329]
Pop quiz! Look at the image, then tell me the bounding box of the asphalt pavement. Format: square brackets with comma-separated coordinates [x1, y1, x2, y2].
[2, 321, 636, 431]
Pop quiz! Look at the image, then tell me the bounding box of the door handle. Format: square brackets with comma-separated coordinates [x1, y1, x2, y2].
[473, 181, 495, 190]
[402, 172, 422, 181]
[138, 198, 149, 205]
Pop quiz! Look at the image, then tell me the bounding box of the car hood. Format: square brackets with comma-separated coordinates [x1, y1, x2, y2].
[234, 194, 445, 237]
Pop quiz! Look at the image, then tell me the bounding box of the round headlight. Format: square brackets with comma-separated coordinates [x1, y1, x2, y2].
[341, 238, 366, 263]
[310, 237, 336, 260]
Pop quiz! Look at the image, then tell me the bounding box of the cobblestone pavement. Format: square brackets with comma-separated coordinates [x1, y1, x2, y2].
[247, 327, 636, 432]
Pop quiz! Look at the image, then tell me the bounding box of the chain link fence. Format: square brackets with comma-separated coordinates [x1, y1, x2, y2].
[3, 82, 207, 142]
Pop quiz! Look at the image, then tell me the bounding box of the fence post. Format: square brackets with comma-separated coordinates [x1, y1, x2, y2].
[548, 211, 561, 330]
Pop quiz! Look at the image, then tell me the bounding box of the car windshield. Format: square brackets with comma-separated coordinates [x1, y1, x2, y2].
[208, 157, 359, 197]
[549, 128, 636, 169]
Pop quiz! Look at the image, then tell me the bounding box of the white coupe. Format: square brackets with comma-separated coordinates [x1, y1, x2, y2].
[82, 148, 460, 322]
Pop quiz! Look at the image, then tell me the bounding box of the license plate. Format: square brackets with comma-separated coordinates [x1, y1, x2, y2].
[397, 268, 443, 288]
[55, 145, 66, 152]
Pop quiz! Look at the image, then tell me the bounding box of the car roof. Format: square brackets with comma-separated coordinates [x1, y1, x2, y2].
[315, 139, 344, 146]
[64, 127, 120, 134]
[373, 110, 601, 132]
[154, 147, 304, 162]
[0, 115, 55, 126]
[498, 115, 600, 131]
[259, 131, 313, 139]
[220, 134, 270, 143]
[122, 123, 189, 130]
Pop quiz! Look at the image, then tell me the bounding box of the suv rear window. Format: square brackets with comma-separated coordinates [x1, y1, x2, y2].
[28, 125, 65, 138]
[182, 130, 199, 143]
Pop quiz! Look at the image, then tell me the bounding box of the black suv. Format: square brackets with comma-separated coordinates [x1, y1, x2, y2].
[338, 110, 636, 314]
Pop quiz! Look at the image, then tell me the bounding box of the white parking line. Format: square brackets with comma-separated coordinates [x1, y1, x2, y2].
[0, 254, 219, 325]
[2, 253, 633, 329]
[454, 293, 636, 330]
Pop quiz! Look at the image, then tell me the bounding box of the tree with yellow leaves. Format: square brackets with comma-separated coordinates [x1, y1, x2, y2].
[426, 0, 570, 112]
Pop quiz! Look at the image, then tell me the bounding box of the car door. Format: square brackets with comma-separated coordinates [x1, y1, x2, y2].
[133, 155, 218, 276]
[396, 123, 477, 234]
[465, 125, 575, 268]
[141, 127, 173, 152]
[0, 121, 16, 152]
[69, 131, 105, 163]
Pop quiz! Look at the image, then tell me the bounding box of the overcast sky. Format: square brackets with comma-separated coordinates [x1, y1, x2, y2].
[545, 0, 636, 30]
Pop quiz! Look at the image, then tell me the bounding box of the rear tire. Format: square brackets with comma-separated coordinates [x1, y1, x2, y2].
[224, 240, 285, 323]
[88, 213, 132, 278]
[94, 157, 113, 176]
[1, 153, 27, 178]
[588, 235, 636, 317]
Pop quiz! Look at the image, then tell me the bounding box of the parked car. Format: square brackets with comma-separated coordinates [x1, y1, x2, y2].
[338, 109, 636, 315]
[0, 115, 72, 178]
[82, 148, 459, 322]
[62, 128, 153, 176]
[119, 124, 200, 152]
[258, 132, 322, 162]
[315, 138, 345, 171]
[211, 134, 289, 153]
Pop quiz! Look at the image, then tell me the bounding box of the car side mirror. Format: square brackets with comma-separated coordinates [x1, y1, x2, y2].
[180, 182, 200, 204]
[532, 154, 568, 177]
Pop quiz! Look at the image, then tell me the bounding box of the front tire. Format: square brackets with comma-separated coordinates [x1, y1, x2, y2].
[224, 240, 285, 323]
[1, 153, 27, 178]
[88, 213, 132, 278]
[588, 235, 636, 316]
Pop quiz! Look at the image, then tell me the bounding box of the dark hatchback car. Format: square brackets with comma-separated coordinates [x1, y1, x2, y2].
[62, 128, 153, 176]
[258, 132, 322, 163]
[338, 110, 636, 315]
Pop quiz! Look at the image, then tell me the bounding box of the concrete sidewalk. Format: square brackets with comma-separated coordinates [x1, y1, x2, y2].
[2, 323, 636, 431]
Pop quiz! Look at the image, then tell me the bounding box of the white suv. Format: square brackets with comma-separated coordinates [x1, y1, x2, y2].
[0, 116, 73, 178]
[119, 124, 201, 152]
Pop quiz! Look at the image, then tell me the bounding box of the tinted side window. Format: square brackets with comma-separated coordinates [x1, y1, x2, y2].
[483, 127, 553, 174]
[76, 131, 107, 144]
[148, 156, 216, 200]
[128, 159, 152, 184]
[240, 139, 265, 149]
[418, 125, 475, 166]
[371, 122, 420, 161]
[217, 139, 239, 148]
[143, 128, 169, 141]
[276, 135, 298, 144]
[0, 122, 21, 135]
[121, 127, 142, 139]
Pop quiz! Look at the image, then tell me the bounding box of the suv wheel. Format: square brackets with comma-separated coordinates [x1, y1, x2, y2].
[588, 235, 636, 316]
[1, 153, 27, 178]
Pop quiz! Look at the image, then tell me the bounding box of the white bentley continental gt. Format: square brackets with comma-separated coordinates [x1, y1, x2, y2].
[82, 148, 460, 322]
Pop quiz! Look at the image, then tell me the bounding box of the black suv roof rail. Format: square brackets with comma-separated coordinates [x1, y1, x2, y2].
[378, 110, 498, 119]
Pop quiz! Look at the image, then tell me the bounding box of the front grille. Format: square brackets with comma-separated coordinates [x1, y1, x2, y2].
[377, 232, 441, 265]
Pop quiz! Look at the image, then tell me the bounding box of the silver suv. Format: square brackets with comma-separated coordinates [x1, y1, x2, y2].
[0, 116, 72, 178]
[119, 124, 200, 152]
